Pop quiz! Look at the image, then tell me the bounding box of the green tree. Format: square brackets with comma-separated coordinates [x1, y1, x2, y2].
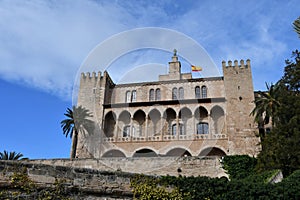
[257, 50, 300, 176]
[293, 16, 300, 38]
[250, 82, 281, 139]
[61, 105, 94, 159]
[0, 150, 28, 160]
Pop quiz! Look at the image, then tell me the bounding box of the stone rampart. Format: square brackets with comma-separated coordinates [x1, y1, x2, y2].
[0, 160, 133, 199]
[27, 156, 227, 177]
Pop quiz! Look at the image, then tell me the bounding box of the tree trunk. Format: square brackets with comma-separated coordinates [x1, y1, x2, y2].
[70, 130, 78, 159]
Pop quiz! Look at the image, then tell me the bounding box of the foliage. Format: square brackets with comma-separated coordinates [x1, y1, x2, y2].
[293, 16, 300, 38]
[61, 105, 94, 138]
[221, 155, 257, 180]
[0, 150, 28, 160]
[257, 50, 300, 176]
[0, 167, 73, 200]
[61, 105, 94, 158]
[250, 82, 281, 140]
[130, 174, 186, 200]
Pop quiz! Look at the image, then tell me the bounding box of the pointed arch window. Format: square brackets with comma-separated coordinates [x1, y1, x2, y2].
[172, 87, 177, 100]
[149, 89, 155, 101]
[201, 86, 207, 98]
[195, 86, 201, 98]
[155, 88, 161, 101]
[179, 87, 184, 99]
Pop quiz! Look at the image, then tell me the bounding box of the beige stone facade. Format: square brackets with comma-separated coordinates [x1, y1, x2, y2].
[75, 53, 260, 159]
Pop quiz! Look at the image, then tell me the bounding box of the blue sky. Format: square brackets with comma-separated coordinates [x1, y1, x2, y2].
[0, 0, 299, 159]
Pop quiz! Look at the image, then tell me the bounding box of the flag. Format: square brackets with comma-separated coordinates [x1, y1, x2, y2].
[191, 65, 202, 72]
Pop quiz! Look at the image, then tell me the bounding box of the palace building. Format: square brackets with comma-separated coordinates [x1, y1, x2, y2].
[75, 52, 260, 159]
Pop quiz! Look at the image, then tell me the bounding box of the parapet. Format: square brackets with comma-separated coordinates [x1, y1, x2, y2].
[222, 59, 251, 68]
[81, 71, 102, 79]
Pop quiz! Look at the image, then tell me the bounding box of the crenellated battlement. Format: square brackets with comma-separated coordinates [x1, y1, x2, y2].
[222, 59, 251, 68]
[81, 71, 102, 79]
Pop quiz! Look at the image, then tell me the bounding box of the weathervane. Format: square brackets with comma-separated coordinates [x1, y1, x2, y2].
[173, 49, 177, 56]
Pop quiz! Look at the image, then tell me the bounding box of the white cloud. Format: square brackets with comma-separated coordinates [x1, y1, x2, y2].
[0, 0, 299, 99]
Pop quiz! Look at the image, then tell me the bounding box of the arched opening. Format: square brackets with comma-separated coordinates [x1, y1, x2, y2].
[132, 90, 137, 102]
[199, 147, 226, 157]
[210, 106, 225, 134]
[119, 111, 131, 137]
[195, 86, 201, 98]
[133, 110, 146, 137]
[172, 87, 177, 100]
[195, 106, 209, 134]
[179, 107, 192, 135]
[149, 89, 154, 101]
[104, 111, 116, 137]
[148, 109, 161, 136]
[201, 86, 207, 98]
[155, 88, 161, 100]
[133, 148, 158, 157]
[194, 106, 208, 120]
[166, 148, 192, 157]
[163, 108, 176, 135]
[178, 87, 184, 99]
[125, 91, 131, 103]
[102, 149, 126, 157]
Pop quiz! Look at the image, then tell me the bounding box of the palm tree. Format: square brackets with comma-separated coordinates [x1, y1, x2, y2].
[61, 105, 94, 159]
[0, 150, 28, 160]
[293, 16, 300, 38]
[250, 82, 281, 139]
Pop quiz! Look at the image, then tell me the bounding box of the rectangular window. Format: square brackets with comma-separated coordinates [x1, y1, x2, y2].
[197, 123, 209, 134]
[132, 90, 137, 102]
[126, 91, 131, 103]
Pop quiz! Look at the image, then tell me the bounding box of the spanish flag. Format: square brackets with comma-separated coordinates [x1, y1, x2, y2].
[191, 65, 202, 72]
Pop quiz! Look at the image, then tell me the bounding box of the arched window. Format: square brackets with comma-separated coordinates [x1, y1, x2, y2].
[179, 123, 184, 135]
[197, 122, 209, 134]
[172, 87, 177, 100]
[172, 124, 177, 135]
[195, 86, 200, 98]
[132, 90, 137, 102]
[179, 87, 184, 99]
[149, 89, 154, 101]
[123, 125, 131, 137]
[155, 88, 161, 101]
[201, 86, 207, 98]
[126, 91, 131, 103]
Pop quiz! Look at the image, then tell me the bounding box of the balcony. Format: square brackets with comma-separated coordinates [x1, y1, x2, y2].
[103, 133, 227, 143]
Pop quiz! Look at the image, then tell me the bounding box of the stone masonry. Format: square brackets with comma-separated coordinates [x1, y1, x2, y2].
[75, 51, 260, 160]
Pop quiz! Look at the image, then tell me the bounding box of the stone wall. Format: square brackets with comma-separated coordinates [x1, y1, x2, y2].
[27, 156, 227, 178]
[0, 157, 227, 199]
[0, 160, 133, 199]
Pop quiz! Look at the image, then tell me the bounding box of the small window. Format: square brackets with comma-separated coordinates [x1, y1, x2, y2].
[126, 91, 131, 103]
[132, 126, 136, 137]
[155, 88, 161, 101]
[195, 86, 200, 98]
[201, 86, 207, 98]
[197, 122, 209, 134]
[132, 90, 137, 102]
[149, 89, 154, 101]
[172, 124, 177, 135]
[123, 125, 130, 137]
[172, 87, 177, 100]
[179, 87, 184, 99]
[179, 123, 184, 135]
